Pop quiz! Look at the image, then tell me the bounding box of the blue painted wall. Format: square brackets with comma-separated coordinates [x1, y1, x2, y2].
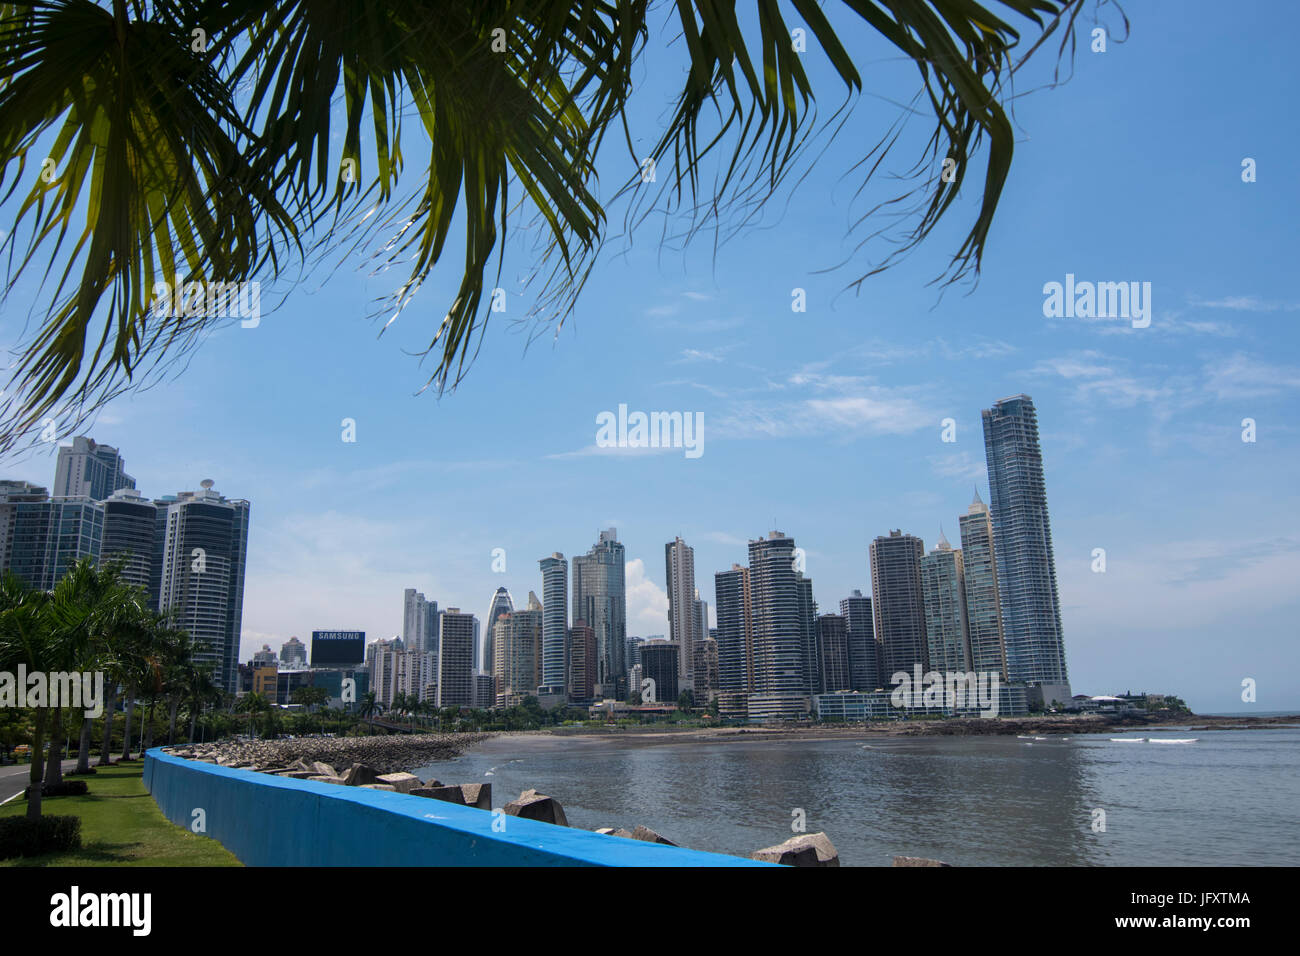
[144, 749, 771, 867]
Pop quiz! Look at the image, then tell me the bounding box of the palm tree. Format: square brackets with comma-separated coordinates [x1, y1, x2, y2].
[0, 572, 54, 819]
[0, 0, 1088, 452]
[359, 691, 384, 735]
[235, 692, 271, 740]
[183, 663, 219, 744]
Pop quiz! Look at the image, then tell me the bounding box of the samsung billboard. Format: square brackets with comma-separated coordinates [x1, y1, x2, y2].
[311, 630, 365, 666]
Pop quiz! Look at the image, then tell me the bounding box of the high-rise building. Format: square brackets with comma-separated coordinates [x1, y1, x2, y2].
[483, 586, 514, 674]
[493, 593, 542, 707]
[693, 636, 719, 702]
[816, 614, 852, 692]
[101, 488, 157, 594]
[839, 590, 878, 691]
[572, 529, 627, 699]
[959, 490, 1008, 679]
[870, 530, 927, 683]
[796, 572, 819, 696]
[693, 592, 709, 652]
[982, 394, 1069, 692]
[538, 553, 568, 696]
[920, 532, 971, 673]
[0, 482, 104, 591]
[568, 620, 597, 703]
[402, 588, 438, 657]
[664, 537, 698, 691]
[53, 436, 135, 501]
[747, 531, 811, 720]
[715, 564, 753, 719]
[638, 640, 678, 703]
[437, 609, 476, 708]
[154, 480, 250, 694]
[280, 636, 307, 665]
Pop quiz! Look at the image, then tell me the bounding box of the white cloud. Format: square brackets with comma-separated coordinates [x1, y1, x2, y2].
[625, 557, 669, 636]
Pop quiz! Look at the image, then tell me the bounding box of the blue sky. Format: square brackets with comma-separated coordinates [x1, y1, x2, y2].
[3, 1, 1297, 713]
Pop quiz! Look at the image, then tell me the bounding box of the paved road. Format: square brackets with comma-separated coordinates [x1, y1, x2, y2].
[0, 760, 80, 806]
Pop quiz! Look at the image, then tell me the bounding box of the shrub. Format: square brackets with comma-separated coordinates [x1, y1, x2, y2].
[0, 815, 82, 859]
[22, 780, 89, 799]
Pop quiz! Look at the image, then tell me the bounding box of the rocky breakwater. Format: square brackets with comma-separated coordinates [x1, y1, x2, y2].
[161, 733, 490, 774]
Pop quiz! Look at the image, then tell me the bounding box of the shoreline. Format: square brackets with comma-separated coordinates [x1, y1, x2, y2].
[453, 712, 1300, 756]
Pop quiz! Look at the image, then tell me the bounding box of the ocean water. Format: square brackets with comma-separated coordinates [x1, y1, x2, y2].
[415, 728, 1300, 866]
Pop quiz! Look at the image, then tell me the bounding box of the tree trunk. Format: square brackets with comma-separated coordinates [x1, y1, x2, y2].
[120, 688, 135, 760]
[143, 701, 154, 751]
[75, 713, 93, 774]
[45, 707, 64, 787]
[167, 696, 180, 745]
[27, 708, 47, 821]
[187, 701, 198, 744]
[99, 682, 118, 766]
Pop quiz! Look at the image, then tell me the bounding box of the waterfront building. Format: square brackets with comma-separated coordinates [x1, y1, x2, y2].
[693, 637, 719, 702]
[154, 480, 250, 694]
[714, 563, 752, 720]
[664, 537, 699, 691]
[572, 529, 627, 699]
[538, 553, 568, 696]
[796, 572, 819, 696]
[870, 530, 927, 684]
[747, 531, 811, 720]
[638, 639, 679, 703]
[982, 394, 1069, 696]
[101, 488, 157, 593]
[959, 490, 1008, 679]
[437, 609, 476, 708]
[920, 532, 972, 673]
[839, 589, 878, 692]
[816, 614, 852, 693]
[569, 620, 598, 703]
[493, 593, 542, 707]
[0, 481, 105, 591]
[53, 436, 135, 501]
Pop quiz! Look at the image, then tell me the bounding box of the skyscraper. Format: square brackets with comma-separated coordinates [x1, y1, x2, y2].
[402, 588, 438, 656]
[53, 436, 135, 501]
[747, 531, 810, 720]
[664, 537, 699, 691]
[102, 488, 157, 593]
[572, 529, 627, 699]
[437, 609, 476, 708]
[538, 553, 568, 696]
[920, 532, 971, 673]
[483, 586, 514, 674]
[796, 572, 819, 696]
[870, 530, 927, 683]
[982, 394, 1069, 692]
[714, 564, 753, 719]
[155, 480, 250, 694]
[0, 481, 104, 591]
[568, 619, 597, 703]
[839, 589, 878, 691]
[493, 593, 542, 707]
[959, 489, 1008, 679]
[816, 614, 852, 692]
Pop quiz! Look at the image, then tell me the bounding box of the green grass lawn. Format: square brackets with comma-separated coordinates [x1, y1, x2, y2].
[0, 762, 241, 867]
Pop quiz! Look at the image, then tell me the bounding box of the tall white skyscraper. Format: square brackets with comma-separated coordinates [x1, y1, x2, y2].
[664, 536, 698, 690]
[53, 436, 135, 501]
[538, 553, 568, 695]
[155, 480, 250, 694]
